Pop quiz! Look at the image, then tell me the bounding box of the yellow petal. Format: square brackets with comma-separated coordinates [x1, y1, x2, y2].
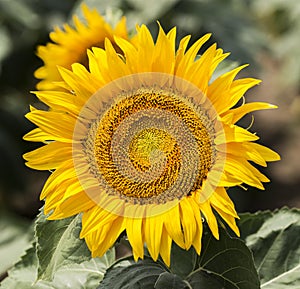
[200, 201, 219, 240]
[81, 206, 118, 238]
[176, 34, 211, 77]
[175, 35, 191, 66]
[135, 25, 155, 72]
[71, 62, 102, 91]
[144, 214, 163, 261]
[247, 143, 280, 162]
[25, 110, 74, 142]
[91, 217, 125, 257]
[104, 39, 132, 79]
[179, 198, 197, 249]
[189, 197, 203, 254]
[126, 217, 144, 261]
[114, 16, 128, 38]
[224, 142, 267, 167]
[163, 206, 185, 248]
[210, 187, 238, 218]
[114, 36, 138, 72]
[216, 124, 259, 144]
[208, 64, 248, 112]
[186, 44, 217, 92]
[159, 226, 172, 266]
[40, 159, 75, 199]
[224, 157, 269, 189]
[23, 142, 72, 170]
[212, 205, 240, 237]
[152, 24, 175, 73]
[33, 91, 79, 114]
[48, 191, 95, 219]
[23, 128, 62, 143]
[44, 178, 80, 214]
[225, 78, 261, 112]
[222, 102, 277, 124]
[58, 66, 94, 102]
[87, 49, 102, 81]
[218, 171, 242, 187]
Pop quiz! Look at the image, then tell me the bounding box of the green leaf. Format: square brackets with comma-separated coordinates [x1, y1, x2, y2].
[45, 257, 115, 289]
[98, 258, 191, 289]
[1, 243, 114, 289]
[169, 244, 197, 279]
[1, 209, 115, 289]
[35, 211, 93, 281]
[238, 210, 273, 240]
[35, 209, 115, 284]
[0, 245, 51, 289]
[99, 225, 259, 289]
[239, 208, 300, 289]
[154, 272, 191, 289]
[186, 270, 225, 288]
[97, 257, 170, 289]
[187, 226, 260, 289]
[0, 210, 31, 275]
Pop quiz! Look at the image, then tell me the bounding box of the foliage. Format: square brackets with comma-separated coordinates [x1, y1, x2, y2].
[1, 208, 299, 288]
[98, 226, 260, 289]
[239, 208, 300, 288]
[0, 210, 115, 289]
[0, 210, 32, 275]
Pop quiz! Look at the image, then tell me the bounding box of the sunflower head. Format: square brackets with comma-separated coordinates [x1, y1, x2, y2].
[72, 72, 226, 218]
[24, 23, 280, 266]
[34, 4, 128, 90]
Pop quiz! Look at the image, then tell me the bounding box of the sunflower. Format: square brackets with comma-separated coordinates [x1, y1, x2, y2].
[34, 4, 128, 90]
[24, 24, 280, 266]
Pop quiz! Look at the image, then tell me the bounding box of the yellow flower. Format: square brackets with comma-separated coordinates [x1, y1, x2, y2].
[34, 4, 128, 90]
[24, 24, 280, 266]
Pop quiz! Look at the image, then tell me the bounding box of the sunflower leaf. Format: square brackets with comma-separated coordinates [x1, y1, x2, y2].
[99, 226, 259, 289]
[43, 258, 115, 289]
[239, 207, 300, 289]
[186, 269, 227, 288]
[0, 242, 115, 289]
[238, 210, 273, 240]
[0, 245, 52, 289]
[34, 209, 115, 284]
[187, 225, 260, 289]
[1, 209, 115, 288]
[154, 271, 191, 289]
[0, 210, 31, 276]
[35, 212, 89, 281]
[97, 257, 178, 289]
[169, 244, 197, 279]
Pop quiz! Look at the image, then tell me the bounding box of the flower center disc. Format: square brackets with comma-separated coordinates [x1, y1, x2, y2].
[72, 73, 226, 218]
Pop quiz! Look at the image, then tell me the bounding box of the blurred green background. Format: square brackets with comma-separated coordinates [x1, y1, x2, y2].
[0, 0, 299, 279]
